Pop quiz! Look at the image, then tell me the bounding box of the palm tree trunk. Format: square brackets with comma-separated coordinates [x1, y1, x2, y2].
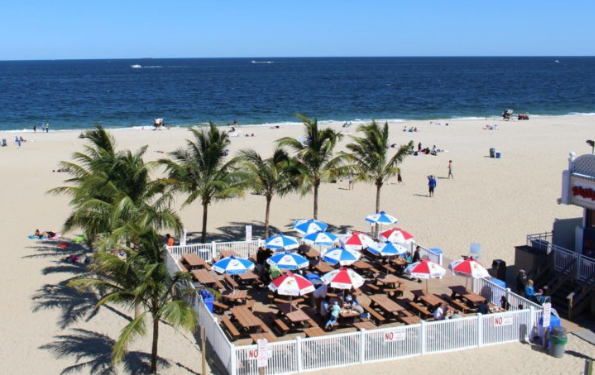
[201, 203, 208, 243]
[264, 196, 272, 239]
[313, 181, 319, 219]
[151, 316, 159, 374]
[375, 182, 382, 213]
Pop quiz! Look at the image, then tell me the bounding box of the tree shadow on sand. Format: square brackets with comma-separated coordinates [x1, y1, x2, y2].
[40, 328, 170, 375]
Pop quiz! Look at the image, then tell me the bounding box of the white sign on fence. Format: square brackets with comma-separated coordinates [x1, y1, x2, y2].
[494, 315, 514, 327]
[542, 303, 552, 328]
[257, 339, 269, 368]
[246, 225, 252, 242]
[384, 330, 407, 342]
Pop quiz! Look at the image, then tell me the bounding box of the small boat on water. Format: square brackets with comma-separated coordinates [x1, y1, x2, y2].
[131, 64, 142, 69]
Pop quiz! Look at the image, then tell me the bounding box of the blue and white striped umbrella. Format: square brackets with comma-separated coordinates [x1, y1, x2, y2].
[266, 251, 309, 270]
[212, 255, 255, 275]
[322, 247, 361, 266]
[368, 241, 408, 257]
[265, 233, 300, 250]
[302, 231, 339, 246]
[365, 211, 399, 225]
[292, 219, 328, 235]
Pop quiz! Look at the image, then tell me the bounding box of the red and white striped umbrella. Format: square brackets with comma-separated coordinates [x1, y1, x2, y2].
[321, 267, 365, 290]
[404, 259, 446, 291]
[449, 257, 490, 288]
[449, 257, 490, 278]
[268, 272, 315, 297]
[340, 231, 375, 251]
[379, 227, 415, 245]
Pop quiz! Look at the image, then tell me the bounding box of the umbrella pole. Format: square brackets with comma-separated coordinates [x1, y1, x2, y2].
[425, 279, 429, 292]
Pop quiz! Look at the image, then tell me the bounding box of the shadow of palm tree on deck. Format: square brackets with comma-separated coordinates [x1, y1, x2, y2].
[40, 328, 170, 375]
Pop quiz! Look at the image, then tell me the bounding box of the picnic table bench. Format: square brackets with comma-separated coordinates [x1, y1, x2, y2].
[220, 315, 241, 340]
[353, 321, 377, 331]
[191, 269, 226, 291]
[449, 285, 486, 307]
[369, 294, 404, 318]
[231, 307, 269, 333]
[361, 304, 386, 325]
[220, 289, 251, 304]
[304, 326, 327, 338]
[399, 315, 422, 325]
[411, 289, 446, 311]
[237, 270, 261, 287]
[223, 274, 240, 289]
[250, 332, 277, 344]
[182, 253, 212, 271]
[409, 301, 433, 319]
[440, 294, 470, 313]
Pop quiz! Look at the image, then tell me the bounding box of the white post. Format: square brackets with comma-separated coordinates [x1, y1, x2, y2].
[477, 314, 483, 347]
[420, 320, 427, 354]
[181, 228, 187, 246]
[211, 241, 217, 260]
[360, 329, 366, 363]
[296, 336, 302, 373]
[231, 345, 237, 375]
[528, 306, 535, 342]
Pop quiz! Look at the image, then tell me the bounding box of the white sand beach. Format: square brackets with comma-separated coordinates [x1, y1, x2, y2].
[1, 115, 594, 374]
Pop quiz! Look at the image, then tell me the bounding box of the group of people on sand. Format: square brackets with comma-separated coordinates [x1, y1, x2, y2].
[483, 124, 499, 130]
[403, 126, 419, 132]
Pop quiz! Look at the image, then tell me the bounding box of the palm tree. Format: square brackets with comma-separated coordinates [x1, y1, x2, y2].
[160, 123, 243, 243]
[238, 147, 297, 238]
[343, 120, 413, 213]
[277, 114, 343, 219]
[49, 125, 183, 249]
[69, 229, 197, 374]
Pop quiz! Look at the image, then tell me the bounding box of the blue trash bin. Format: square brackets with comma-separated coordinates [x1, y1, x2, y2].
[538, 314, 561, 347]
[199, 290, 214, 313]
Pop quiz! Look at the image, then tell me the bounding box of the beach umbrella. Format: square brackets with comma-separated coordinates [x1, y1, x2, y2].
[368, 241, 408, 257]
[302, 231, 339, 246]
[365, 211, 399, 226]
[322, 246, 361, 266]
[266, 251, 309, 270]
[321, 267, 365, 290]
[292, 219, 328, 235]
[379, 227, 415, 245]
[449, 257, 490, 288]
[404, 259, 446, 291]
[340, 231, 375, 251]
[268, 272, 315, 296]
[212, 255, 255, 275]
[265, 233, 300, 250]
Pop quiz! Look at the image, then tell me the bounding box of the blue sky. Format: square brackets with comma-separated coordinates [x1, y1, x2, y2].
[2, 1, 594, 60]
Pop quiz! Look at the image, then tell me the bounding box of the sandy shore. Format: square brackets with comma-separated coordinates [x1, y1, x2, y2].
[1, 115, 593, 374]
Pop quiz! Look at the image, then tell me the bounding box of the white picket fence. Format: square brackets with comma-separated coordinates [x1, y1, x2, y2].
[165, 244, 542, 375]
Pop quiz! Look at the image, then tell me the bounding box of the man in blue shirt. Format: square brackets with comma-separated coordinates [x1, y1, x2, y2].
[428, 175, 437, 197]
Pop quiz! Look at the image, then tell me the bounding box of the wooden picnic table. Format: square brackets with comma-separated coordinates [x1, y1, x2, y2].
[352, 260, 377, 277]
[250, 332, 277, 344]
[314, 262, 334, 274]
[276, 303, 311, 325]
[411, 289, 446, 310]
[219, 250, 236, 259]
[220, 289, 250, 303]
[339, 308, 361, 319]
[237, 270, 261, 285]
[231, 307, 267, 333]
[369, 294, 404, 317]
[191, 269, 223, 289]
[300, 247, 320, 259]
[353, 321, 377, 331]
[449, 285, 486, 306]
[304, 327, 326, 338]
[375, 274, 403, 288]
[182, 253, 211, 271]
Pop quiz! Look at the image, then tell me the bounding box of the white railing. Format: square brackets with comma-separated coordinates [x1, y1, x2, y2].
[526, 232, 595, 281]
[168, 240, 264, 263]
[166, 244, 541, 375]
[415, 244, 443, 266]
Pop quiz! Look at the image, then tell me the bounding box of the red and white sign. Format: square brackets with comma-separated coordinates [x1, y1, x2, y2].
[494, 315, 514, 327]
[257, 339, 269, 368]
[383, 330, 407, 342]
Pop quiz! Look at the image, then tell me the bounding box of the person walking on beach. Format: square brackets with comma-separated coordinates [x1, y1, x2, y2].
[428, 175, 437, 197]
[45, 123, 50, 133]
[448, 160, 454, 179]
[348, 174, 354, 190]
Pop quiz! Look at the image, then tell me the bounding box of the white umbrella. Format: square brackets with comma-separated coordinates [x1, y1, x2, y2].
[265, 233, 300, 250]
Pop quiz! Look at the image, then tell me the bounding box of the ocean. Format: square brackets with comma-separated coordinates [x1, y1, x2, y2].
[0, 57, 594, 132]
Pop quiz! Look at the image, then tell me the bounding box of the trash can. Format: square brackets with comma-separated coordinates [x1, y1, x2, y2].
[492, 259, 507, 281]
[538, 314, 561, 346]
[490, 148, 496, 158]
[199, 290, 214, 313]
[549, 326, 568, 358]
[496, 152, 502, 159]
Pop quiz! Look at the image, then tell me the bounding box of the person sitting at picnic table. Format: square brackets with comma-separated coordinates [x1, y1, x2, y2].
[448, 309, 463, 319]
[433, 303, 447, 320]
[344, 294, 369, 319]
[525, 279, 547, 304]
[325, 301, 341, 330]
[478, 301, 490, 314]
[269, 264, 282, 280]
